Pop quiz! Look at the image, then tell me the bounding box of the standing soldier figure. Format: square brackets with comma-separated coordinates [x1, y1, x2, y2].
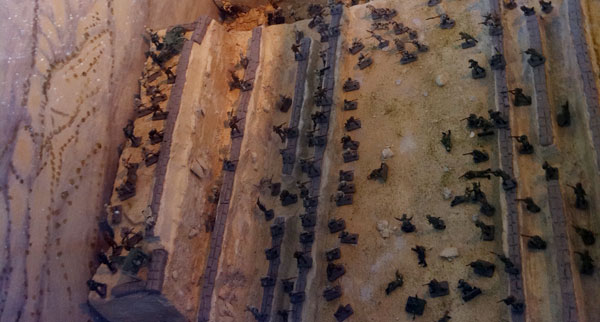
[505, 88, 532, 106]
[511, 135, 534, 154]
[573, 226, 595, 245]
[458, 32, 478, 49]
[575, 250, 594, 275]
[468, 59, 486, 79]
[228, 114, 243, 135]
[568, 183, 589, 210]
[441, 130, 452, 152]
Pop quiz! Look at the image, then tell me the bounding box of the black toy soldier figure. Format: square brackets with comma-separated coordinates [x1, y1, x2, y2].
[568, 183, 589, 210]
[412, 245, 427, 267]
[396, 214, 416, 233]
[542, 161, 559, 180]
[441, 130, 452, 152]
[498, 296, 525, 314]
[357, 53, 373, 69]
[511, 135, 534, 154]
[391, 21, 409, 35]
[385, 270, 404, 295]
[540, 0, 553, 14]
[458, 32, 478, 49]
[463, 149, 489, 163]
[148, 129, 164, 145]
[228, 114, 243, 135]
[506, 88, 532, 106]
[475, 220, 495, 241]
[426, 215, 446, 230]
[164, 67, 176, 84]
[520, 5, 536, 16]
[468, 259, 495, 277]
[272, 123, 287, 143]
[491, 251, 520, 275]
[490, 47, 506, 70]
[522, 234, 547, 250]
[123, 120, 141, 147]
[504, 0, 517, 9]
[411, 40, 429, 52]
[427, 14, 455, 29]
[573, 226, 595, 245]
[516, 197, 541, 213]
[458, 279, 482, 301]
[557, 101, 571, 127]
[575, 250, 594, 275]
[400, 49, 417, 65]
[349, 38, 364, 55]
[488, 109, 509, 128]
[469, 59, 486, 79]
[438, 311, 452, 322]
[368, 31, 389, 49]
[87, 279, 107, 298]
[525, 48, 546, 67]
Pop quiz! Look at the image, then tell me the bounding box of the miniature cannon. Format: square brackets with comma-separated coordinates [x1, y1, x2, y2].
[468, 259, 495, 277]
[385, 270, 404, 295]
[425, 279, 450, 298]
[522, 234, 547, 250]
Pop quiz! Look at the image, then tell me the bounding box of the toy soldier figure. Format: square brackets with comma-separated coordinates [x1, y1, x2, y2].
[349, 38, 364, 55]
[458, 32, 478, 49]
[291, 42, 304, 61]
[87, 279, 107, 298]
[426, 215, 446, 230]
[371, 21, 390, 31]
[343, 78, 360, 92]
[573, 226, 595, 245]
[148, 129, 164, 145]
[408, 29, 418, 40]
[97, 252, 117, 274]
[385, 270, 404, 295]
[297, 181, 310, 199]
[368, 31, 389, 49]
[392, 21, 410, 35]
[525, 48, 546, 67]
[461, 113, 484, 129]
[568, 183, 589, 210]
[468, 259, 496, 277]
[498, 296, 525, 314]
[272, 123, 287, 143]
[229, 70, 242, 90]
[490, 47, 506, 70]
[460, 169, 492, 180]
[516, 197, 541, 213]
[396, 214, 416, 233]
[323, 285, 342, 301]
[438, 311, 452, 322]
[520, 5, 536, 16]
[463, 149, 489, 163]
[294, 251, 312, 269]
[540, 0, 553, 13]
[468, 59, 486, 79]
[239, 51, 249, 69]
[557, 101, 571, 127]
[357, 53, 373, 69]
[427, 14, 455, 29]
[441, 130, 452, 152]
[123, 120, 142, 147]
[458, 279, 482, 301]
[343, 99, 358, 111]
[504, 0, 517, 9]
[425, 279, 450, 297]
[491, 252, 520, 275]
[334, 304, 354, 321]
[228, 114, 242, 135]
[542, 161, 559, 181]
[405, 295, 427, 317]
[311, 111, 327, 128]
[366, 5, 397, 20]
[488, 110, 509, 128]
[246, 305, 267, 321]
[411, 40, 429, 52]
[256, 198, 274, 221]
[280, 190, 298, 206]
[428, 0, 441, 7]
[394, 38, 405, 51]
[281, 277, 295, 294]
[575, 250, 594, 275]
[505, 88, 532, 106]
[341, 135, 359, 150]
[368, 162, 389, 182]
[148, 29, 163, 50]
[327, 262, 346, 282]
[164, 67, 176, 84]
[344, 116, 361, 131]
[412, 245, 427, 267]
[511, 135, 534, 154]
[400, 49, 418, 65]
[522, 234, 547, 250]
[492, 169, 517, 191]
[475, 220, 495, 241]
[339, 231, 359, 244]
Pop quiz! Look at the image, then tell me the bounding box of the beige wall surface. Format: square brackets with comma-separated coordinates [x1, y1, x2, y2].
[0, 0, 217, 321]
